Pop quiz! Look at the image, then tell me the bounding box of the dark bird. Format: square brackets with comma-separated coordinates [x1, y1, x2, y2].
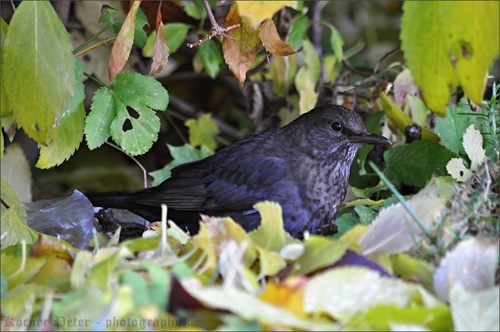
[87, 105, 391, 238]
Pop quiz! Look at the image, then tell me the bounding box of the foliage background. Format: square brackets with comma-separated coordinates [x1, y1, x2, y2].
[0, 1, 499, 331]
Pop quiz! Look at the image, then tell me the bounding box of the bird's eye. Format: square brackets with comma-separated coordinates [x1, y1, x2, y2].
[331, 122, 343, 132]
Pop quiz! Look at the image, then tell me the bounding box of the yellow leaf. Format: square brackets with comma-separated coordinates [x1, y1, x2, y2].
[258, 279, 307, 318]
[401, 2, 499, 114]
[258, 19, 296, 56]
[449, 2, 499, 104]
[236, 1, 297, 29]
[298, 77, 318, 114]
[380, 92, 439, 141]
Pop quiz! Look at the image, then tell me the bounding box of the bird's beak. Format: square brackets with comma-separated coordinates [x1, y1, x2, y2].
[350, 132, 392, 145]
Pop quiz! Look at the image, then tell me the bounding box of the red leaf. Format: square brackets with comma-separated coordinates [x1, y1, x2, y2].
[149, 1, 169, 76]
[108, 0, 141, 82]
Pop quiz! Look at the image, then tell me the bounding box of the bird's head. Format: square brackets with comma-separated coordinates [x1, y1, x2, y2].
[284, 105, 391, 158]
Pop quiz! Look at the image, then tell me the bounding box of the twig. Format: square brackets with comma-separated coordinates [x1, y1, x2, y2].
[73, 23, 114, 55]
[187, 0, 240, 48]
[74, 37, 116, 57]
[104, 141, 149, 189]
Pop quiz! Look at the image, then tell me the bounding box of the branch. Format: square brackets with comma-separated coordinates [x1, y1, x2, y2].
[187, 0, 240, 48]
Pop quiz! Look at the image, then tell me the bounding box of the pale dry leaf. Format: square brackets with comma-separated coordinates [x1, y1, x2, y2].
[433, 237, 499, 302]
[359, 194, 445, 255]
[463, 124, 486, 171]
[446, 157, 473, 182]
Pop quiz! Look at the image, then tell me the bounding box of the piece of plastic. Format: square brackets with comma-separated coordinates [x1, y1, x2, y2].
[24, 190, 95, 249]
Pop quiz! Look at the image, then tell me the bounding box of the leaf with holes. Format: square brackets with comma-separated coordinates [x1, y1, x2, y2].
[85, 73, 168, 156]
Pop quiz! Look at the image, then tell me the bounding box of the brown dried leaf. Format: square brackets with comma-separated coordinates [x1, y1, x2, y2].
[222, 2, 261, 88]
[149, 3, 169, 76]
[108, 0, 141, 81]
[258, 19, 296, 56]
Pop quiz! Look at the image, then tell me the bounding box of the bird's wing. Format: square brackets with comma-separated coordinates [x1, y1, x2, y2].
[202, 156, 291, 211]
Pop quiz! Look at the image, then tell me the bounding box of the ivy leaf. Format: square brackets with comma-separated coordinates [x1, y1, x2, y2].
[185, 114, 219, 151]
[85, 73, 169, 156]
[384, 140, 455, 187]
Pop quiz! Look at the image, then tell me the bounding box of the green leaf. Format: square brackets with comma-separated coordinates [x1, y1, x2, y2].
[86, 73, 169, 156]
[199, 38, 223, 78]
[345, 304, 452, 331]
[112, 8, 149, 48]
[401, 2, 499, 114]
[133, 8, 149, 48]
[58, 57, 85, 126]
[249, 202, 292, 251]
[354, 205, 377, 225]
[164, 23, 191, 53]
[36, 103, 85, 168]
[383, 140, 456, 187]
[320, 21, 344, 60]
[85, 88, 116, 150]
[435, 103, 474, 155]
[288, 16, 308, 51]
[149, 144, 213, 185]
[0, 179, 38, 248]
[185, 113, 219, 150]
[292, 236, 349, 275]
[1, 18, 10, 118]
[99, 6, 118, 23]
[2, 1, 79, 143]
[331, 214, 358, 238]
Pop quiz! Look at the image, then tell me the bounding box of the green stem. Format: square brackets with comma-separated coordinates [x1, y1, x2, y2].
[368, 161, 436, 245]
[73, 23, 114, 55]
[83, 72, 108, 88]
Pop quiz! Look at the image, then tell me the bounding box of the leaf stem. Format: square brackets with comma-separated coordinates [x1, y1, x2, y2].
[83, 72, 108, 88]
[74, 37, 117, 57]
[73, 23, 114, 55]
